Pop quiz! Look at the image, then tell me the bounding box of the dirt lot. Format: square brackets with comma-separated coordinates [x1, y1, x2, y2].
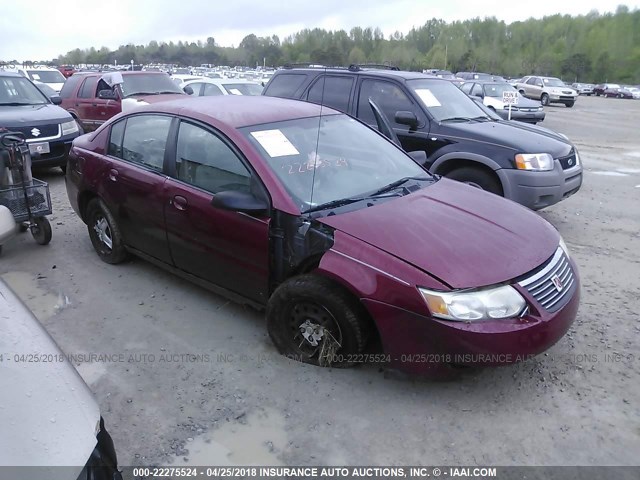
[1, 95, 639, 467]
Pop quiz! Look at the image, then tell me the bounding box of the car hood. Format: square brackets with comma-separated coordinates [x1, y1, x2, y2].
[547, 86, 576, 94]
[485, 95, 541, 109]
[0, 104, 71, 127]
[444, 119, 572, 157]
[0, 279, 99, 472]
[319, 178, 559, 289]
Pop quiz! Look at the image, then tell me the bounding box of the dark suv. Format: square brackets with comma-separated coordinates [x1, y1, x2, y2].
[0, 71, 80, 169]
[263, 67, 583, 210]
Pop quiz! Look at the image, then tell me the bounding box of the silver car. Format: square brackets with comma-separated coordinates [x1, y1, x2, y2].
[517, 76, 578, 107]
[0, 279, 121, 480]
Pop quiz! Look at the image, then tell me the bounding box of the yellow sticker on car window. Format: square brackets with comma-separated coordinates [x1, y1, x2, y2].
[250, 129, 300, 157]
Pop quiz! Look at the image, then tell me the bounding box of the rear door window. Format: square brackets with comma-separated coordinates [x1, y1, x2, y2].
[78, 77, 98, 98]
[306, 76, 353, 112]
[119, 115, 172, 171]
[264, 73, 307, 98]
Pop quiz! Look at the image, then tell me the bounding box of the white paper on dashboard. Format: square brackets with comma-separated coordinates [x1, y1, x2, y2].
[415, 88, 441, 107]
[228, 88, 242, 95]
[250, 129, 300, 157]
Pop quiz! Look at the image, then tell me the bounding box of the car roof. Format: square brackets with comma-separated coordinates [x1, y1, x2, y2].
[0, 71, 22, 78]
[279, 66, 434, 82]
[184, 78, 261, 85]
[134, 95, 338, 128]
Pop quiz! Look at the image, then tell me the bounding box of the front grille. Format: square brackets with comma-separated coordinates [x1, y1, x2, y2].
[519, 247, 576, 313]
[7, 124, 60, 140]
[558, 151, 578, 170]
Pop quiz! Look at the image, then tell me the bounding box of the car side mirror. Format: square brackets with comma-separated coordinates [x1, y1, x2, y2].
[210, 190, 268, 215]
[98, 89, 118, 100]
[394, 111, 419, 130]
[183, 86, 194, 95]
[407, 150, 427, 165]
[50, 95, 62, 105]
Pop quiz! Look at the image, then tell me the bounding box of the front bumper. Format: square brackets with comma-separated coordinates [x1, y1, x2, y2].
[29, 136, 75, 168]
[549, 93, 577, 104]
[498, 162, 583, 210]
[363, 264, 580, 377]
[76, 417, 122, 480]
[497, 108, 545, 124]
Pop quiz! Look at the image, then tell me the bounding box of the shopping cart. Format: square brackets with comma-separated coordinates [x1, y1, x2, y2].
[0, 131, 52, 255]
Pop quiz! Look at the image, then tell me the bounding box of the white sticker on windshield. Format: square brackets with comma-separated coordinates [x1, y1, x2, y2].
[228, 88, 242, 95]
[31, 74, 40, 80]
[250, 129, 300, 157]
[415, 88, 441, 107]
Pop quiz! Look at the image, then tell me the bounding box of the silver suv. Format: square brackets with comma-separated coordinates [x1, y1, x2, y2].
[516, 76, 578, 107]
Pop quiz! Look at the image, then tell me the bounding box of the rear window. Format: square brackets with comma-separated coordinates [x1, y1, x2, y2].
[263, 73, 307, 98]
[59, 74, 86, 98]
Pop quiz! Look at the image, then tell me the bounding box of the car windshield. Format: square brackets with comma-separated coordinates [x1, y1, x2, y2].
[242, 114, 432, 213]
[120, 74, 184, 97]
[407, 79, 488, 122]
[483, 83, 516, 97]
[0, 76, 49, 105]
[27, 70, 65, 84]
[543, 78, 565, 87]
[222, 83, 263, 95]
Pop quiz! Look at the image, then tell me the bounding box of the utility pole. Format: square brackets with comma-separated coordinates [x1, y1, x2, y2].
[444, 44, 448, 70]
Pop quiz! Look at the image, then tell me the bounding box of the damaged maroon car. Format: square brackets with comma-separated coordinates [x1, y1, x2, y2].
[65, 96, 579, 376]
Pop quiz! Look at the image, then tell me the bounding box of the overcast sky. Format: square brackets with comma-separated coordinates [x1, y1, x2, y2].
[1, 0, 638, 61]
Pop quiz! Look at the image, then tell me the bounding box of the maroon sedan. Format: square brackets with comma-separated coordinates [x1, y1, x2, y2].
[65, 96, 579, 377]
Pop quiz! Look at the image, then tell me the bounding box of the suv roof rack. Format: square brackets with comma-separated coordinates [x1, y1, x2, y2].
[348, 63, 400, 71]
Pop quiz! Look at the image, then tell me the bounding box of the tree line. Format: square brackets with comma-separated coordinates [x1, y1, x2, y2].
[7, 6, 640, 83]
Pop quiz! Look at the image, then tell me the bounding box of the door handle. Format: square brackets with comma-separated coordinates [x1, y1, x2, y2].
[108, 169, 118, 181]
[171, 195, 188, 211]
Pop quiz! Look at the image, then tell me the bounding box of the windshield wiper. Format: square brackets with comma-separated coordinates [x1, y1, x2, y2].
[440, 116, 472, 122]
[304, 175, 431, 214]
[0, 102, 37, 106]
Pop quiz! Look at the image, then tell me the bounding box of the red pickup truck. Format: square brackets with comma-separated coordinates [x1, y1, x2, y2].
[59, 71, 186, 132]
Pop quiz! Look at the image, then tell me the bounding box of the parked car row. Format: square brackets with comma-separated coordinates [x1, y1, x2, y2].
[2, 64, 583, 382]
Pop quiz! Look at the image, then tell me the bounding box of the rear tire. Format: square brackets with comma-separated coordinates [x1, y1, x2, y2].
[541, 93, 550, 106]
[445, 166, 503, 196]
[86, 198, 128, 264]
[267, 274, 369, 368]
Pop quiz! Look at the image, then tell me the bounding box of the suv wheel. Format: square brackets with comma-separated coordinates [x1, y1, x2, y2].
[541, 93, 550, 106]
[445, 167, 503, 196]
[565, 101, 575, 108]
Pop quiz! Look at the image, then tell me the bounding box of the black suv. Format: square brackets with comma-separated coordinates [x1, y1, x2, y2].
[263, 66, 583, 210]
[0, 71, 80, 170]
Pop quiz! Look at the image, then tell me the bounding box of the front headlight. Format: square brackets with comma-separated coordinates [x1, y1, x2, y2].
[61, 119, 79, 136]
[515, 153, 554, 171]
[419, 285, 526, 322]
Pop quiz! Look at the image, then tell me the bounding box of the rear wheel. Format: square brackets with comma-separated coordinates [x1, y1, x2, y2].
[541, 93, 550, 106]
[86, 198, 128, 264]
[445, 166, 503, 196]
[267, 274, 369, 368]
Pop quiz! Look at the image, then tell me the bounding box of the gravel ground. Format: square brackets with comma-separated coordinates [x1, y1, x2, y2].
[1, 95, 638, 468]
